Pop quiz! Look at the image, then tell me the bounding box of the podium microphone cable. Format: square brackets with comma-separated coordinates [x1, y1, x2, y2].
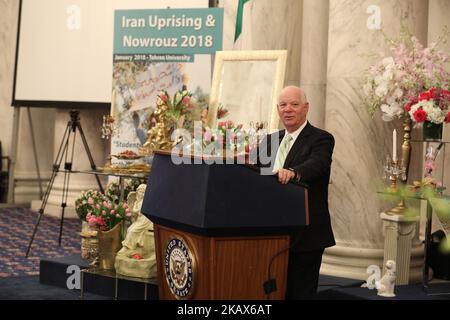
[263, 237, 302, 299]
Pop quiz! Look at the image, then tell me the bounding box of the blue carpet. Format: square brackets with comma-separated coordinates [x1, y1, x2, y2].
[0, 276, 109, 300]
[0, 207, 81, 277]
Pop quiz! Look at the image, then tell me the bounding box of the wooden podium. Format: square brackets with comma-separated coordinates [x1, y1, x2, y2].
[142, 152, 309, 300]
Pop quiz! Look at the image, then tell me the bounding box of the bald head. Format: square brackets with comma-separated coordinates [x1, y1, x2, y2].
[277, 86, 309, 133]
[279, 86, 307, 105]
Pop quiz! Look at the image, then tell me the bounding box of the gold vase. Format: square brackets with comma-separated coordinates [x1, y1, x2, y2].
[80, 232, 98, 261]
[97, 222, 123, 270]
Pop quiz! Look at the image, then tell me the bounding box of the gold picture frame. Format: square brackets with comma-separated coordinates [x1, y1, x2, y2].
[207, 50, 287, 132]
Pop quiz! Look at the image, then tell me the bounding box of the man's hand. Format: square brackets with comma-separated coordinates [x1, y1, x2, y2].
[276, 168, 296, 184]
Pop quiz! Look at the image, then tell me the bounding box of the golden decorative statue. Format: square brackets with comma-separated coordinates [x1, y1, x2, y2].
[114, 184, 157, 278]
[140, 102, 172, 155]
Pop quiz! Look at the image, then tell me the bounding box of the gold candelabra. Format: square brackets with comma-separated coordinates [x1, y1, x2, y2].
[383, 158, 407, 215]
[384, 118, 411, 215]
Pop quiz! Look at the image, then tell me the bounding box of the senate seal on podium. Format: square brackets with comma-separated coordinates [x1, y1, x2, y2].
[164, 236, 196, 299]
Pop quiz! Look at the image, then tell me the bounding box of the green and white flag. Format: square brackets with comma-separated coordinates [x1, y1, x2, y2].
[233, 0, 253, 50]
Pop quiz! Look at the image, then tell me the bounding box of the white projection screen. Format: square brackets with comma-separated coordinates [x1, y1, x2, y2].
[13, 0, 210, 108]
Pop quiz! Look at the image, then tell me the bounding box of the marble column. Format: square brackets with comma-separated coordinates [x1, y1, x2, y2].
[31, 109, 108, 218]
[321, 0, 428, 281]
[300, 0, 329, 129]
[219, 0, 239, 51]
[219, 0, 303, 88]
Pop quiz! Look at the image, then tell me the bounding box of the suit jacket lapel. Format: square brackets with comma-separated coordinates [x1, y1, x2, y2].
[284, 122, 313, 168]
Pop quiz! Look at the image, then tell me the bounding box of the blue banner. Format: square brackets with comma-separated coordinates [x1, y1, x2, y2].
[114, 8, 223, 54]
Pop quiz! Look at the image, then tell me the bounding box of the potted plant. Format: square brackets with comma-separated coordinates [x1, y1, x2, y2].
[86, 199, 132, 270]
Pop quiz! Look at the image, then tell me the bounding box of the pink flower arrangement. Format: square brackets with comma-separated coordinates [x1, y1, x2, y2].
[154, 89, 201, 131]
[86, 199, 131, 231]
[199, 120, 247, 155]
[364, 30, 450, 121]
[75, 190, 108, 221]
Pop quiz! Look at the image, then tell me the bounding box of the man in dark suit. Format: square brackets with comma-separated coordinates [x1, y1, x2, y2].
[258, 86, 335, 299]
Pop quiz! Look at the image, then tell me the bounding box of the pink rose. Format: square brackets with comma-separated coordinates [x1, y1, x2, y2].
[111, 210, 115, 215]
[87, 197, 94, 205]
[116, 214, 121, 218]
[87, 215, 96, 227]
[182, 95, 191, 106]
[159, 92, 167, 102]
[122, 203, 128, 209]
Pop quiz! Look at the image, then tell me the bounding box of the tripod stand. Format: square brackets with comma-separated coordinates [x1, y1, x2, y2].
[26, 110, 104, 257]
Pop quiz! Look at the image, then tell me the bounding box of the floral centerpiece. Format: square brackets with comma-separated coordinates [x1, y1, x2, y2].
[86, 199, 132, 231]
[200, 120, 250, 156]
[75, 190, 108, 222]
[405, 87, 450, 140]
[157, 89, 203, 132]
[363, 30, 450, 121]
[86, 198, 131, 269]
[142, 89, 203, 153]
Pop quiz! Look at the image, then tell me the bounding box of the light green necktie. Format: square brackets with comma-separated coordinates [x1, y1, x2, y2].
[274, 134, 293, 171]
